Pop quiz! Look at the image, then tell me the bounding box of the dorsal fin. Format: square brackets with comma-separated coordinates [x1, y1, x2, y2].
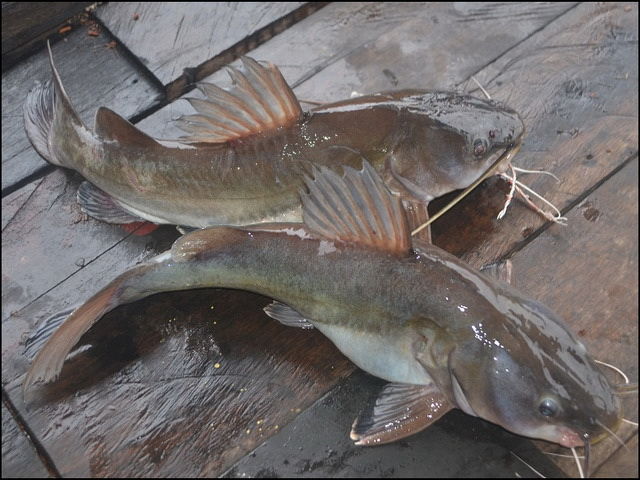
[176, 57, 302, 143]
[94, 107, 160, 148]
[301, 161, 410, 255]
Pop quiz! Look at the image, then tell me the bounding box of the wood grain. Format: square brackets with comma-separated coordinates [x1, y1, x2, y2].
[1, 401, 51, 478]
[139, 2, 578, 139]
[294, 2, 580, 101]
[594, 434, 639, 478]
[5, 289, 355, 477]
[95, 2, 306, 91]
[1, 170, 166, 322]
[1, 26, 163, 192]
[1, 179, 39, 230]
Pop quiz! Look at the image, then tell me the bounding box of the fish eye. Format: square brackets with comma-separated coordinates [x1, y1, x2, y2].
[473, 139, 487, 157]
[538, 398, 558, 417]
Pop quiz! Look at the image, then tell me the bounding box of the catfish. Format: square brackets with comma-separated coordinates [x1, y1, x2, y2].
[24, 42, 523, 238]
[24, 161, 620, 461]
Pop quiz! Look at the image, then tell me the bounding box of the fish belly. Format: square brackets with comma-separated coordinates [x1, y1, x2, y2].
[314, 323, 433, 385]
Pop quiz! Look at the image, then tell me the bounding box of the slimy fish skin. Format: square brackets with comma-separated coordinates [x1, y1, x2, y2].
[24, 43, 523, 236]
[24, 161, 620, 453]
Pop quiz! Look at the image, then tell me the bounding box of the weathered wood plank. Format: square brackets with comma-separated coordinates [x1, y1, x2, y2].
[1, 25, 163, 192]
[95, 2, 307, 95]
[4, 287, 355, 477]
[1, 2, 92, 70]
[294, 2, 580, 101]
[1, 179, 39, 230]
[428, 1, 638, 265]
[140, 1, 578, 138]
[0, 170, 161, 321]
[594, 434, 638, 478]
[222, 371, 565, 478]
[1, 401, 51, 478]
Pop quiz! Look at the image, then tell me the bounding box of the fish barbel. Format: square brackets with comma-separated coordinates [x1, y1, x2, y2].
[24, 161, 620, 452]
[24, 42, 523, 235]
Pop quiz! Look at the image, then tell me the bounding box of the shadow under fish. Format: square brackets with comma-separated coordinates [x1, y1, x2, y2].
[24, 42, 524, 241]
[24, 161, 621, 475]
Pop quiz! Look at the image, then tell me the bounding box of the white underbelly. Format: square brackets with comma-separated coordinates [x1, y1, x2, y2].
[315, 323, 433, 384]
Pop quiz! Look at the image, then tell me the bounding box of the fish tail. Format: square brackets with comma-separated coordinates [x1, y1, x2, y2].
[23, 41, 85, 167]
[23, 259, 165, 392]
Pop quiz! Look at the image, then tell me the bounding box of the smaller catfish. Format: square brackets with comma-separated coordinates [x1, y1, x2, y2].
[24, 43, 524, 238]
[25, 161, 621, 467]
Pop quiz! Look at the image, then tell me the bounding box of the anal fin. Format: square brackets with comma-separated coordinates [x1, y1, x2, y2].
[77, 181, 144, 224]
[351, 381, 452, 446]
[264, 301, 314, 329]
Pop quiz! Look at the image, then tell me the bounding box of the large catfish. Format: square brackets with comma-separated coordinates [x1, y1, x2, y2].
[25, 162, 620, 466]
[24, 43, 523, 237]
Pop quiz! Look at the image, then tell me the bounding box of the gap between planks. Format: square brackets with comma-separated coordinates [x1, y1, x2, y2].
[2, 388, 61, 478]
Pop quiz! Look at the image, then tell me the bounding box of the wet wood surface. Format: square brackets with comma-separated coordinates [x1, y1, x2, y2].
[1, 2, 637, 478]
[1, 402, 51, 478]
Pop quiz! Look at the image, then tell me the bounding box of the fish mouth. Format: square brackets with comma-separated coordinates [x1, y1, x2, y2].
[415, 139, 524, 230]
[557, 427, 584, 448]
[488, 140, 522, 176]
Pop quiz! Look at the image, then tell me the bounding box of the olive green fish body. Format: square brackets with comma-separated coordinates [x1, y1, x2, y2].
[25, 46, 523, 229]
[25, 163, 620, 452]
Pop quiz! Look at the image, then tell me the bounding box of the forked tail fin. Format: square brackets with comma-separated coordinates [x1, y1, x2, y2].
[23, 41, 85, 166]
[23, 260, 161, 392]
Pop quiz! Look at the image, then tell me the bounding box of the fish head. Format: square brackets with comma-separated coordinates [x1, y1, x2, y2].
[386, 91, 524, 201]
[446, 296, 621, 449]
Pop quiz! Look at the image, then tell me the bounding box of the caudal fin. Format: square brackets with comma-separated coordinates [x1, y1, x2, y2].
[23, 41, 84, 166]
[23, 261, 159, 392]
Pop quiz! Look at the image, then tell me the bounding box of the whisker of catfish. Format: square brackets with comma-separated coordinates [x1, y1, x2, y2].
[614, 383, 638, 397]
[545, 452, 585, 459]
[595, 419, 629, 451]
[583, 437, 591, 478]
[510, 451, 546, 478]
[513, 181, 568, 225]
[511, 166, 561, 182]
[497, 165, 517, 220]
[594, 359, 630, 384]
[471, 75, 492, 100]
[514, 179, 565, 219]
[622, 418, 638, 427]
[571, 447, 585, 479]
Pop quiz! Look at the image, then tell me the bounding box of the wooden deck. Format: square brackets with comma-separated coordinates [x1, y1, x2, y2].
[2, 2, 637, 477]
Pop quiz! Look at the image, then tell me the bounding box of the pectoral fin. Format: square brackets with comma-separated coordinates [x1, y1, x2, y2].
[176, 57, 302, 143]
[351, 382, 452, 446]
[263, 301, 314, 329]
[301, 162, 411, 255]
